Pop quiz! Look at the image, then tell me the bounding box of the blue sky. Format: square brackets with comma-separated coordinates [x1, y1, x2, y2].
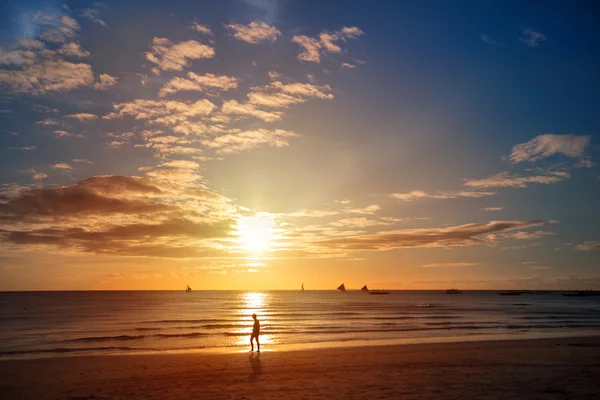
[0, 0, 598, 290]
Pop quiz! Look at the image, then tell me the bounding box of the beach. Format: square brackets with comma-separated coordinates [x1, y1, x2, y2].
[2, 337, 599, 400]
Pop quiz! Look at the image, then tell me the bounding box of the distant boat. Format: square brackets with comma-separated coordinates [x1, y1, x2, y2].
[185, 285, 192, 292]
[337, 283, 346, 291]
[301, 283, 304, 292]
[563, 290, 600, 297]
[361, 285, 369, 292]
[369, 290, 389, 295]
[445, 288, 462, 294]
[498, 291, 521, 296]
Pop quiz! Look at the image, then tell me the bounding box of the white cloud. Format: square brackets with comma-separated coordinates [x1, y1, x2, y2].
[81, 8, 106, 26]
[66, 113, 98, 122]
[72, 159, 94, 164]
[464, 171, 569, 188]
[0, 60, 93, 93]
[509, 134, 591, 166]
[145, 37, 215, 72]
[159, 72, 238, 96]
[482, 207, 504, 212]
[226, 21, 280, 44]
[94, 73, 117, 90]
[57, 42, 90, 57]
[292, 26, 364, 63]
[341, 62, 356, 69]
[8, 146, 37, 151]
[202, 129, 297, 154]
[110, 99, 216, 122]
[221, 100, 283, 122]
[519, 28, 546, 47]
[390, 190, 495, 201]
[52, 163, 73, 170]
[190, 23, 213, 36]
[22, 168, 48, 180]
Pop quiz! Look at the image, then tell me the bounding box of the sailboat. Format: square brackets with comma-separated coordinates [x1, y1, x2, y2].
[301, 283, 304, 292]
[361, 285, 369, 292]
[185, 285, 192, 292]
[337, 283, 346, 291]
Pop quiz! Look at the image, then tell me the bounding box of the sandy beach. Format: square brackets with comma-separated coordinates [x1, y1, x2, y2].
[1, 337, 599, 399]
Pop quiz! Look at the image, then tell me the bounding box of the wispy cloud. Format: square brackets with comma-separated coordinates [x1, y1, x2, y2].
[8, 146, 37, 151]
[292, 26, 364, 63]
[519, 28, 546, 47]
[464, 171, 569, 188]
[575, 241, 600, 251]
[201, 129, 297, 154]
[390, 190, 495, 201]
[480, 34, 501, 46]
[509, 134, 592, 166]
[226, 21, 280, 44]
[482, 207, 504, 212]
[145, 37, 215, 73]
[66, 113, 98, 122]
[94, 73, 117, 90]
[190, 23, 213, 36]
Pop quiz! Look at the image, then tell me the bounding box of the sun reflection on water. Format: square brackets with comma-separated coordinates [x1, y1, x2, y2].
[234, 292, 274, 346]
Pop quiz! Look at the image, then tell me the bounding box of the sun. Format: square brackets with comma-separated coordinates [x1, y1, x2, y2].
[236, 216, 275, 254]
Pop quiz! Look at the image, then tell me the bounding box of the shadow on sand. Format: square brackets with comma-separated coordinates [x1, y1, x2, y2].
[248, 352, 262, 380]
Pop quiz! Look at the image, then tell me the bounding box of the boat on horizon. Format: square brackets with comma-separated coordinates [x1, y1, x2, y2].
[185, 285, 192, 292]
[445, 288, 462, 294]
[337, 283, 346, 291]
[361, 285, 369, 292]
[563, 290, 600, 297]
[369, 290, 389, 295]
[498, 291, 522, 296]
[301, 283, 304, 292]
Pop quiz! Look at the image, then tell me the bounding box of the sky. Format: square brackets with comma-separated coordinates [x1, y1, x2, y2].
[0, 0, 599, 291]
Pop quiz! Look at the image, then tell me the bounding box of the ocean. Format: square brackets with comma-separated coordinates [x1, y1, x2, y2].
[1, 290, 599, 360]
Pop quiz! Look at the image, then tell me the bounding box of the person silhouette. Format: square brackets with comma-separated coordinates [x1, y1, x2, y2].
[250, 313, 260, 352]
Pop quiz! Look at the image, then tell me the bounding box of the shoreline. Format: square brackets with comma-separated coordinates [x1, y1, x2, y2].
[2, 336, 599, 399]
[2, 328, 599, 361]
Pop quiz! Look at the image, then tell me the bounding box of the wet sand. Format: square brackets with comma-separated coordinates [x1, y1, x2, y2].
[1, 337, 599, 399]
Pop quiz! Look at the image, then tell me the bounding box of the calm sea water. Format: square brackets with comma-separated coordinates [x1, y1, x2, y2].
[1, 290, 599, 360]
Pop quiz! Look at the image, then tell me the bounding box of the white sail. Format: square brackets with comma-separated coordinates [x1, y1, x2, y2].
[361, 285, 368, 292]
[337, 283, 345, 291]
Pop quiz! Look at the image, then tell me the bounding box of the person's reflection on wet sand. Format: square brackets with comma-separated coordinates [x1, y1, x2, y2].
[248, 352, 261, 380]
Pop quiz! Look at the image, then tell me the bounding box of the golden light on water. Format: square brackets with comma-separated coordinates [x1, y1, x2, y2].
[236, 216, 276, 254]
[234, 292, 274, 346]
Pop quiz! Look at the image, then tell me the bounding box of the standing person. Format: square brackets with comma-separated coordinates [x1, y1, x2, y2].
[250, 313, 260, 352]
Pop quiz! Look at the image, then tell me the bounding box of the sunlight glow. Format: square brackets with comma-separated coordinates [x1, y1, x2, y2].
[236, 216, 275, 254]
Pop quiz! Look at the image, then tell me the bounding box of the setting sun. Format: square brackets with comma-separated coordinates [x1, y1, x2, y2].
[236, 216, 276, 254]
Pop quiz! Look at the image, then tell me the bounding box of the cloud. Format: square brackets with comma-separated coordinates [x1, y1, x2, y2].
[575, 241, 600, 251]
[291, 35, 322, 62]
[190, 23, 213, 36]
[145, 37, 215, 72]
[292, 26, 364, 63]
[341, 62, 356, 69]
[72, 159, 94, 164]
[422, 262, 480, 268]
[317, 220, 547, 251]
[66, 113, 98, 122]
[464, 171, 569, 188]
[390, 190, 496, 201]
[226, 21, 280, 44]
[159, 72, 238, 97]
[221, 100, 283, 122]
[329, 218, 392, 228]
[81, 8, 106, 26]
[480, 34, 501, 46]
[52, 163, 73, 170]
[8, 146, 37, 151]
[57, 42, 90, 57]
[94, 73, 117, 90]
[52, 130, 75, 138]
[202, 129, 297, 154]
[482, 207, 504, 212]
[21, 169, 48, 181]
[519, 28, 546, 47]
[0, 60, 94, 93]
[108, 99, 216, 124]
[509, 134, 592, 166]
